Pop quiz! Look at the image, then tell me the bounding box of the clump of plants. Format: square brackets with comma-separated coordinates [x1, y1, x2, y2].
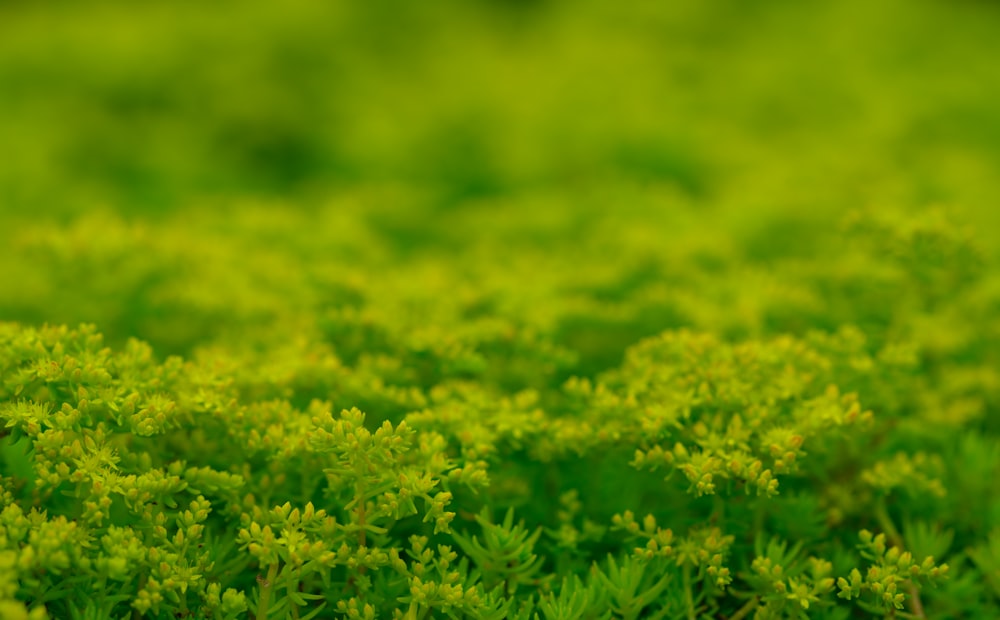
[1, 201, 997, 620]
[2, 2, 1000, 616]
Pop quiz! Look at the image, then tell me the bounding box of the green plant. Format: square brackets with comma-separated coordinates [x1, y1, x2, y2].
[0, 296, 985, 618]
[2, 1, 1000, 617]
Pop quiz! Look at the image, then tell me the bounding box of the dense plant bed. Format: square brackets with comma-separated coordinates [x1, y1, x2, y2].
[1, 203, 998, 619]
[3, 1, 1000, 618]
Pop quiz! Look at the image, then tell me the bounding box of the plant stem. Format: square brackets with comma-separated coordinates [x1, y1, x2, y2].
[97, 572, 108, 616]
[289, 579, 301, 620]
[683, 564, 696, 620]
[131, 573, 147, 620]
[874, 500, 902, 544]
[711, 493, 726, 525]
[256, 562, 281, 620]
[728, 597, 759, 620]
[874, 499, 926, 620]
[357, 476, 368, 577]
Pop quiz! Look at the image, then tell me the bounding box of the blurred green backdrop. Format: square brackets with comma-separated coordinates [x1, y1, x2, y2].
[1, 0, 998, 371]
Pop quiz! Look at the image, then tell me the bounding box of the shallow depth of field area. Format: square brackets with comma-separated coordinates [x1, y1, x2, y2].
[1, 1, 1000, 619]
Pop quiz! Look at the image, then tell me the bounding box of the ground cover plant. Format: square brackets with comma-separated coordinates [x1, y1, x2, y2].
[1, 0, 1000, 618]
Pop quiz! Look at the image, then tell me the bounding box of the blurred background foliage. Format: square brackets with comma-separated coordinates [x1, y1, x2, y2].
[0, 0, 998, 384]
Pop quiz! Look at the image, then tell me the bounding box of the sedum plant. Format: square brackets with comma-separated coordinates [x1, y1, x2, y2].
[2, 0, 1000, 616]
[0, 302, 973, 618]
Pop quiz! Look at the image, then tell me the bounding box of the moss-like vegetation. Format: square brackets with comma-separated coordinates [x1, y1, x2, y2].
[1, 1, 999, 618]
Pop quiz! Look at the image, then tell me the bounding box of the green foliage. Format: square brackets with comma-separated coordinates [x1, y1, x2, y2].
[592, 554, 674, 620]
[0, 208, 998, 617]
[451, 508, 544, 596]
[744, 536, 837, 619]
[836, 530, 948, 614]
[967, 530, 1000, 601]
[0, 308, 986, 618]
[2, 0, 1000, 618]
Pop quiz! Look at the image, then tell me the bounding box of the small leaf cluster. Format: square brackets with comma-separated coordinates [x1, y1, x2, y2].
[837, 530, 948, 614]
